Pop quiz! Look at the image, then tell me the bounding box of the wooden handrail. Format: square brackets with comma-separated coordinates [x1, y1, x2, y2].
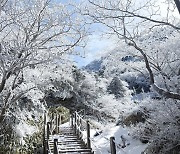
[72, 112, 91, 149]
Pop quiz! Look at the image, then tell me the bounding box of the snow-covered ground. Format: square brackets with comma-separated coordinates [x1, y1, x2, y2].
[61, 121, 147, 154]
[90, 124, 147, 154]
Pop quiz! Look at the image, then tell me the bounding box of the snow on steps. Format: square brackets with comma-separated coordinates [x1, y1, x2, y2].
[48, 126, 93, 154]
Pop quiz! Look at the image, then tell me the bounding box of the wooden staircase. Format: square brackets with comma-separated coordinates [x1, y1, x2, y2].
[44, 112, 94, 154]
[48, 126, 93, 154]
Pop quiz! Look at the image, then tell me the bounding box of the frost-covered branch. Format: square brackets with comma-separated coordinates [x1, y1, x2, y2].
[83, 0, 180, 100]
[0, 0, 88, 129]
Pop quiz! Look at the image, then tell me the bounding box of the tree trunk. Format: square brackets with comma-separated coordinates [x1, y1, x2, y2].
[0, 76, 6, 93]
[174, 0, 180, 14]
[0, 107, 6, 124]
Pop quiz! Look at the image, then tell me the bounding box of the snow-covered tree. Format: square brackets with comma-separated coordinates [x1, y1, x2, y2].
[82, 0, 180, 100]
[79, 1, 180, 153]
[0, 0, 86, 119]
[0, 0, 87, 151]
[107, 76, 126, 99]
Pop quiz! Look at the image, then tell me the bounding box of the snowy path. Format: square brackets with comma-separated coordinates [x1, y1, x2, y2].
[47, 126, 93, 154]
[44, 111, 147, 154]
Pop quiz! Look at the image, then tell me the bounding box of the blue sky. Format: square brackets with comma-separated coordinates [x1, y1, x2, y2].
[70, 33, 117, 67]
[54, 0, 117, 67]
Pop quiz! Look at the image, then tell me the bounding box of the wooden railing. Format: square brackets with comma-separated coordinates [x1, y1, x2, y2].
[71, 111, 91, 149]
[43, 111, 91, 154]
[43, 112, 69, 154]
[72, 112, 119, 154]
[43, 110, 118, 154]
[72, 112, 117, 154]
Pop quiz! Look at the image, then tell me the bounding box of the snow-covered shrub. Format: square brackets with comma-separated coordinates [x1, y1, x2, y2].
[122, 74, 150, 94]
[132, 99, 180, 154]
[122, 109, 147, 126]
[72, 70, 98, 105]
[0, 104, 44, 153]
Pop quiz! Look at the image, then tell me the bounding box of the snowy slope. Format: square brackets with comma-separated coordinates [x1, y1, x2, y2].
[91, 125, 148, 154]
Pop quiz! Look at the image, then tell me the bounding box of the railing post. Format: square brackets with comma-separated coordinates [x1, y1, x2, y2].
[58, 114, 61, 133]
[71, 114, 73, 127]
[46, 141, 49, 154]
[77, 115, 80, 138]
[54, 139, 58, 154]
[74, 112, 77, 134]
[79, 118, 82, 139]
[60, 114, 62, 125]
[79, 118, 82, 129]
[110, 137, 116, 154]
[43, 113, 46, 154]
[50, 115, 53, 131]
[44, 112, 46, 125]
[51, 113, 54, 123]
[55, 114, 58, 134]
[47, 122, 50, 140]
[86, 120, 91, 149]
[43, 124, 47, 153]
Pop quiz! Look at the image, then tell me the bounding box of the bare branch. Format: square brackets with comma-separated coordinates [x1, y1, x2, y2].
[88, 0, 180, 30]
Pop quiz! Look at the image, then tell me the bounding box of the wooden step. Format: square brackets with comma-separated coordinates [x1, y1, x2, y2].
[59, 148, 92, 153]
[48, 141, 84, 145]
[49, 151, 93, 154]
[48, 142, 84, 145]
[49, 146, 86, 150]
[49, 147, 93, 152]
[47, 125, 93, 154]
[49, 138, 82, 141]
[49, 143, 83, 147]
[49, 141, 84, 145]
[59, 133, 75, 135]
[59, 147, 85, 150]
